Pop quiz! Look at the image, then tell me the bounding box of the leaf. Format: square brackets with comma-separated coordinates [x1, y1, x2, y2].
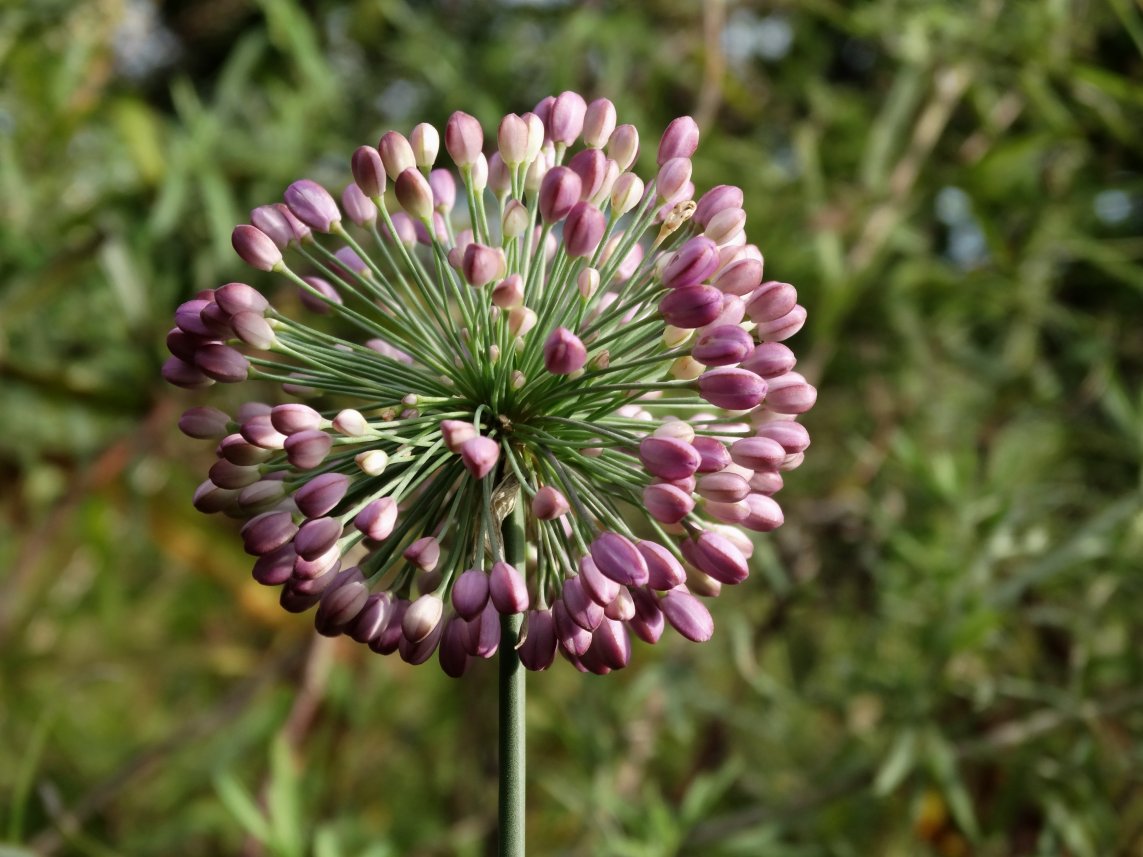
[214, 772, 272, 845]
[873, 729, 917, 796]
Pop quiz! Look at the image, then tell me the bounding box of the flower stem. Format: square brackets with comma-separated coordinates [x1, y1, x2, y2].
[498, 498, 526, 857]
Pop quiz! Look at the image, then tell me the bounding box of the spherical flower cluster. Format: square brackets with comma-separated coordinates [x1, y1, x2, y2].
[165, 93, 816, 676]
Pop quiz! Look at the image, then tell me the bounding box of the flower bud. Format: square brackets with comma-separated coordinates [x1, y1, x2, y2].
[730, 436, 786, 470]
[346, 593, 393, 644]
[486, 152, 511, 197]
[639, 436, 701, 481]
[395, 168, 434, 222]
[607, 123, 639, 170]
[643, 482, 694, 524]
[241, 510, 297, 556]
[294, 516, 343, 561]
[660, 588, 714, 641]
[705, 206, 747, 245]
[332, 408, 368, 436]
[403, 535, 441, 572]
[451, 568, 489, 620]
[657, 115, 700, 165]
[314, 567, 368, 636]
[629, 588, 665, 644]
[403, 593, 444, 643]
[215, 282, 269, 316]
[562, 576, 604, 631]
[563, 201, 606, 258]
[653, 419, 696, 443]
[542, 327, 587, 375]
[469, 152, 489, 191]
[548, 90, 587, 145]
[195, 344, 249, 383]
[611, 172, 644, 215]
[425, 169, 456, 215]
[583, 98, 617, 148]
[532, 485, 569, 520]
[250, 205, 295, 250]
[746, 281, 797, 322]
[659, 285, 723, 329]
[354, 496, 398, 541]
[755, 419, 810, 454]
[742, 493, 784, 532]
[692, 325, 754, 366]
[567, 148, 607, 201]
[538, 166, 582, 224]
[351, 145, 386, 197]
[219, 433, 271, 466]
[179, 406, 230, 439]
[498, 113, 530, 165]
[370, 598, 408, 654]
[440, 420, 477, 452]
[697, 471, 751, 503]
[410, 122, 439, 167]
[662, 236, 720, 289]
[378, 130, 415, 180]
[460, 435, 499, 479]
[691, 435, 731, 473]
[697, 367, 767, 410]
[756, 305, 808, 342]
[462, 242, 506, 286]
[443, 111, 482, 167]
[589, 532, 649, 586]
[284, 179, 340, 232]
[384, 211, 418, 246]
[577, 555, 620, 606]
[355, 449, 388, 475]
[635, 541, 685, 591]
[295, 473, 350, 518]
[519, 609, 557, 670]
[508, 306, 538, 337]
[712, 258, 763, 296]
[489, 561, 529, 613]
[232, 225, 282, 271]
[741, 341, 796, 378]
[763, 371, 817, 414]
[578, 267, 600, 299]
[553, 600, 592, 657]
[299, 276, 342, 314]
[208, 458, 260, 490]
[656, 157, 692, 202]
[271, 403, 322, 435]
[694, 184, 744, 228]
[491, 273, 524, 309]
[341, 182, 378, 226]
[284, 429, 332, 469]
[439, 616, 471, 678]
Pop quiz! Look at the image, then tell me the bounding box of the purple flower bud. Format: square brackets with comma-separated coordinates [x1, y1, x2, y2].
[174, 299, 214, 338]
[193, 480, 238, 514]
[460, 435, 499, 479]
[284, 429, 332, 469]
[519, 609, 557, 670]
[531, 485, 570, 520]
[542, 327, 587, 375]
[241, 510, 297, 556]
[451, 568, 489, 620]
[250, 205, 296, 250]
[750, 469, 784, 495]
[590, 532, 649, 587]
[383, 211, 417, 246]
[404, 536, 441, 572]
[741, 341, 796, 378]
[694, 184, 744, 228]
[746, 281, 798, 323]
[697, 367, 767, 410]
[284, 179, 340, 233]
[637, 541, 687, 590]
[697, 471, 751, 503]
[492, 274, 524, 309]
[730, 436, 786, 470]
[659, 285, 723, 329]
[437, 420, 475, 454]
[354, 497, 398, 541]
[179, 406, 230, 439]
[251, 544, 296, 586]
[487, 560, 528, 614]
[538, 166, 582, 224]
[395, 168, 434, 222]
[439, 616, 471, 678]
[231, 224, 282, 271]
[583, 98, 617, 148]
[341, 182, 378, 226]
[351, 145, 386, 197]
[166, 327, 208, 363]
[639, 436, 701, 481]
[558, 201, 603, 259]
[629, 587, 665, 643]
[314, 567, 368, 636]
[553, 600, 593, 657]
[409, 122, 439, 167]
[662, 236, 720, 289]
[219, 433, 271, 466]
[567, 148, 607, 201]
[756, 305, 808, 343]
[398, 618, 443, 665]
[368, 598, 408, 654]
[705, 207, 747, 245]
[299, 276, 342, 314]
[692, 325, 754, 366]
[214, 285, 269, 320]
[294, 516, 343, 561]
[230, 311, 275, 350]
[421, 171, 455, 217]
[603, 587, 635, 621]
[608, 123, 640, 170]
[508, 305, 538, 337]
[292, 544, 341, 580]
[465, 600, 500, 658]
[548, 90, 587, 145]
[462, 242, 506, 286]
[444, 111, 483, 168]
[195, 344, 249, 383]
[658, 116, 700, 165]
[279, 583, 323, 614]
[643, 482, 694, 524]
[660, 588, 714, 641]
[498, 113, 530, 165]
[348, 593, 393, 644]
[577, 555, 620, 606]
[755, 419, 810, 454]
[764, 371, 817, 414]
[271, 403, 322, 435]
[240, 414, 286, 450]
[562, 576, 605, 632]
[378, 130, 415, 180]
[743, 493, 784, 532]
[712, 258, 764, 297]
[611, 172, 644, 215]
[656, 157, 692, 202]
[692, 435, 731, 473]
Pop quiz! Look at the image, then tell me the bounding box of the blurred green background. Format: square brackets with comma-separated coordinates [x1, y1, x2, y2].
[3, 0, 1143, 854]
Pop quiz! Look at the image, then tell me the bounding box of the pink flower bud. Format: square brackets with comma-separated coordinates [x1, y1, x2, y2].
[692, 435, 731, 473]
[659, 285, 723, 329]
[470, 152, 489, 191]
[532, 485, 570, 520]
[489, 561, 529, 613]
[460, 435, 499, 479]
[639, 436, 701, 481]
[346, 593, 393, 644]
[383, 211, 417, 246]
[692, 325, 754, 366]
[636, 541, 687, 590]
[578, 267, 600, 299]
[284, 179, 340, 232]
[241, 510, 297, 556]
[208, 458, 261, 489]
[309, 567, 366, 636]
[746, 281, 797, 322]
[439, 616, 471, 678]
[409, 122, 439, 167]
[660, 588, 714, 641]
[519, 609, 557, 670]
[643, 482, 695, 524]
[563, 201, 606, 258]
[284, 429, 332, 469]
[299, 275, 342, 314]
[404, 536, 441, 571]
[219, 434, 271, 466]
[589, 618, 631, 670]
[567, 148, 607, 200]
[755, 419, 810, 454]
[240, 413, 286, 449]
[741, 341, 796, 378]
[354, 496, 398, 541]
[294, 473, 350, 518]
[662, 236, 720, 289]
[251, 543, 295, 585]
[654, 420, 696, 442]
[590, 532, 649, 586]
[743, 493, 784, 532]
[756, 305, 808, 342]
[270, 403, 322, 434]
[489, 276, 523, 311]
[611, 172, 644, 215]
[331, 408, 367, 436]
[553, 600, 592, 657]
[508, 305, 538, 337]
[498, 113, 530, 165]
[656, 157, 692, 202]
[403, 593, 444, 643]
[292, 541, 341, 580]
[562, 576, 604, 631]
[249, 205, 296, 250]
[294, 516, 343, 561]
[395, 167, 434, 222]
[232, 225, 282, 271]
[697, 367, 767, 410]
[370, 598, 408, 654]
[501, 200, 528, 238]
[629, 587, 666, 643]
[351, 145, 386, 197]
[697, 471, 751, 503]
[764, 371, 817, 414]
[179, 406, 230, 439]
[542, 326, 587, 375]
[195, 343, 249, 383]
[445, 111, 483, 167]
[215, 282, 268, 316]
[192, 480, 238, 514]
[608, 123, 639, 170]
[750, 469, 784, 495]
[712, 258, 763, 296]
[583, 98, 617, 148]
[462, 242, 506, 286]
[577, 555, 620, 606]
[538, 166, 582, 223]
[658, 116, 700, 165]
[548, 90, 587, 145]
[440, 419, 477, 452]
[428, 168, 456, 212]
[694, 184, 744, 228]
[341, 182, 378, 226]
[451, 568, 489, 620]
[378, 130, 415, 180]
[730, 436, 786, 470]
[487, 152, 511, 196]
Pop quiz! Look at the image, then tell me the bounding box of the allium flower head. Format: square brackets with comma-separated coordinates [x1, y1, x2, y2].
[166, 93, 815, 676]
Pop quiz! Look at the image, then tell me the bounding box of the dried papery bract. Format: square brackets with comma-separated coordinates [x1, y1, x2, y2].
[166, 94, 815, 678]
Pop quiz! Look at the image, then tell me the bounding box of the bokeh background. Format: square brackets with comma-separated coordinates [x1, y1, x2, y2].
[3, 0, 1143, 854]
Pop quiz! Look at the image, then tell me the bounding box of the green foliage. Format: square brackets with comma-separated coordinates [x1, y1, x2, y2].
[2, 0, 1142, 854]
